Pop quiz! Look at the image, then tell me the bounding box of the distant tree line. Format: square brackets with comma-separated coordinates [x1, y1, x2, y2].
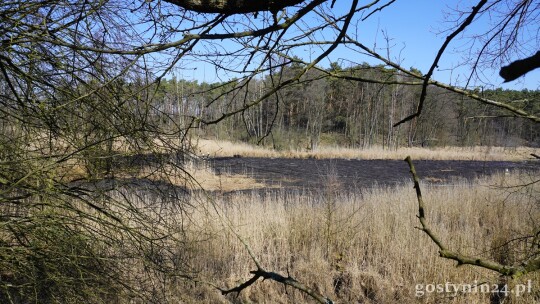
[153, 63, 540, 149]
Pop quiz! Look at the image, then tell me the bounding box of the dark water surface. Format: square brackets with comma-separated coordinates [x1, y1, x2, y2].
[210, 157, 539, 192]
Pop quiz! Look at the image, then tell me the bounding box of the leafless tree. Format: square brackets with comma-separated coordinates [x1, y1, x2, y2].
[1, 0, 538, 302]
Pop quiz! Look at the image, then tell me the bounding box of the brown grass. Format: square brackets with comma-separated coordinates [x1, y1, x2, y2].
[195, 138, 538, 161]
[166, 171, 540, 303]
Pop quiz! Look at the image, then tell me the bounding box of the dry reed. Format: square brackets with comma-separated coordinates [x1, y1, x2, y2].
[195, 138, 538, 161]
[166, 171, 540, 303]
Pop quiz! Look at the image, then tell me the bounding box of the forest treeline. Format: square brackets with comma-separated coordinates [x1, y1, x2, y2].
[153, 63, 540, 150]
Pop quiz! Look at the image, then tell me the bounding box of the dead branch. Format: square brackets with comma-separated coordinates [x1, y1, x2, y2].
[405, 156, 540, 279]
[220, 268, 333, 304]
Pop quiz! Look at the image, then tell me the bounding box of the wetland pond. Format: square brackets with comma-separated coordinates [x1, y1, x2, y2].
[210, 157, 540, 193]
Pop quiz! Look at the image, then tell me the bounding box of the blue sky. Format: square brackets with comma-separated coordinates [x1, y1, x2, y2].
[328, 0, 540, 90]
[175, 0, 539, 90]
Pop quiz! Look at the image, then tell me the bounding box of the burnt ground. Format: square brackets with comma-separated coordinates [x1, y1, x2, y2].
[210, 157, 540, 193]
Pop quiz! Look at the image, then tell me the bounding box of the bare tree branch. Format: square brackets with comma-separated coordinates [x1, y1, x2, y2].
[394, 0, 488, 127]
[220, 268, 334, 304]
[405, 156, 540, 279]
[198, 0, 359, 125]
[339, 37, 540, 123]
[219, 218, 333, 301]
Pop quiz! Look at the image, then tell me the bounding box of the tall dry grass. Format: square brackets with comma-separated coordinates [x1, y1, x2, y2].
[165, 171, 539, 303]
[195, 138, 539, 161]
